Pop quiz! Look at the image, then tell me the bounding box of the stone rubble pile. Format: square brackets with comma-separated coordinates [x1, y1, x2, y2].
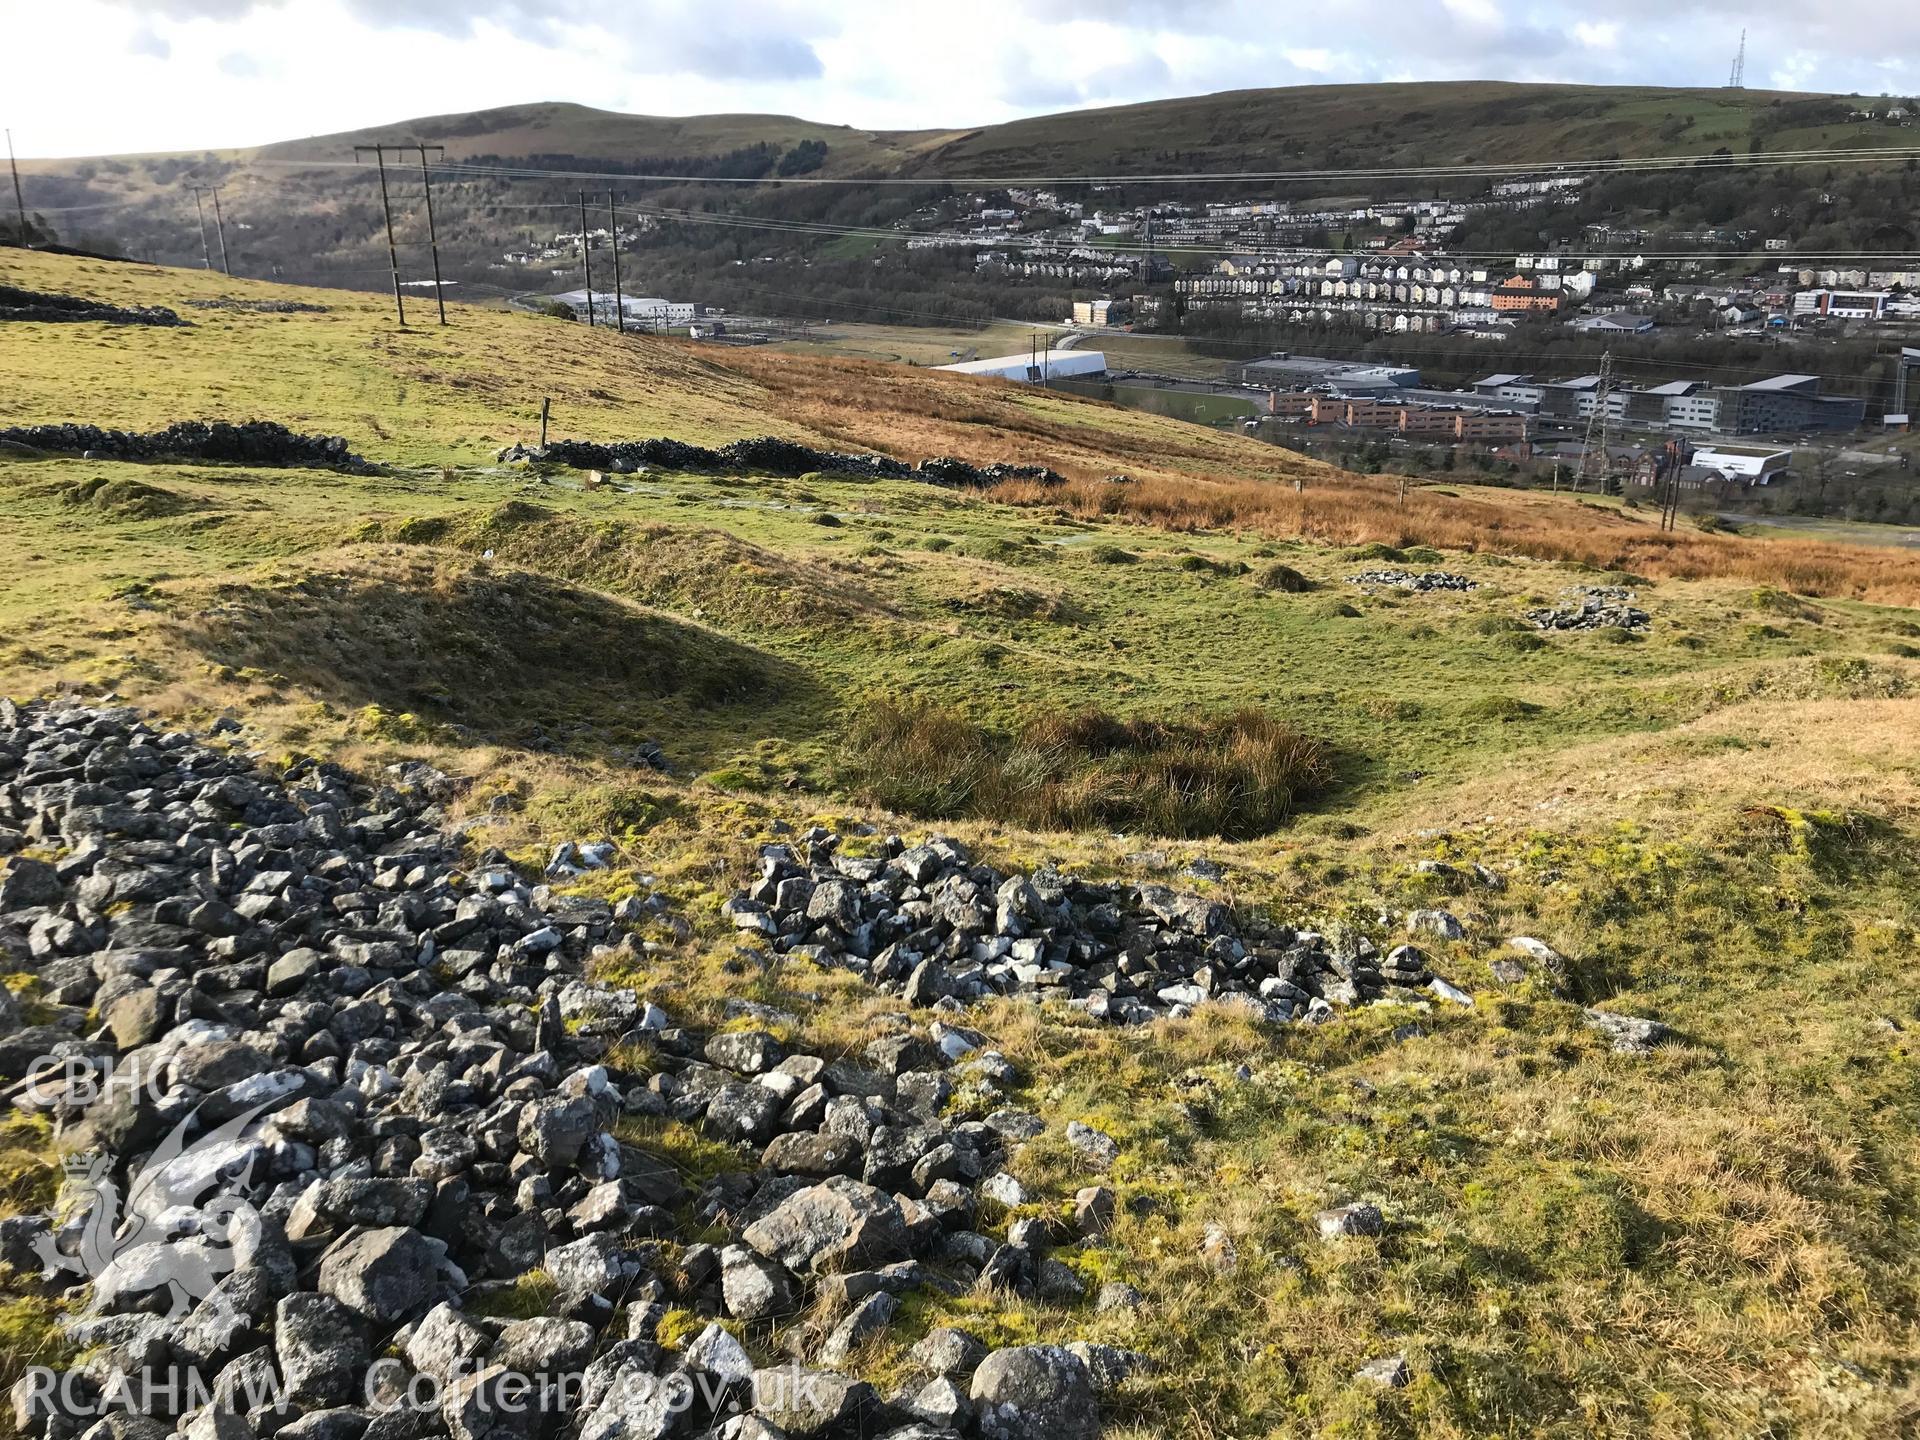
[494, 437, 1064, 491]
[0, 422, 371, 472]
[1524, 587, 1650, 632]
[0, 285, 187, 327]
[1346, 570, 1477, 593]
[0, 702, 1127, 1440]
[726, 831, 1475, 1026]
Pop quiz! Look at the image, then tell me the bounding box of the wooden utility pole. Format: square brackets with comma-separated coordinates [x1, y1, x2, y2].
[606, 190, 625, 334]
[539, 396, 551, 447]
[6, 129, 26, 246]
[187, 186, 213, 269]
[413, 143, 447, 325]
[578, 192, 594, 327]
[208, 186, 231, 275]
[356, 145, 407, 326]
[1659, 440, 1687, 532]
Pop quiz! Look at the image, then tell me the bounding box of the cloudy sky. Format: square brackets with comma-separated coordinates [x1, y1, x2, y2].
[10, 0, 1920, 157]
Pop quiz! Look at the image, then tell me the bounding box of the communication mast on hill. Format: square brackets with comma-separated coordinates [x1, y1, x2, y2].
[1727, 29, 1747, 89]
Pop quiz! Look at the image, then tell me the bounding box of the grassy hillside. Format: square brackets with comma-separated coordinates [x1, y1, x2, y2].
[256, 101, 942, 167]
[14, 80, 1885, 298]
[917, 81, 1818, 174]
[26, 82, 1836, 183]
[3, 253, 1920, 1436]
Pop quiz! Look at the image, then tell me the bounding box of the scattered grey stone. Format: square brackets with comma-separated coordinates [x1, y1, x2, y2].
[1315, 1203, 1384, 1240]
[970, 1346, 1099, 1440]
[1355, 1353, 1411, 1388]
[1583, 1008, 1672, 1054]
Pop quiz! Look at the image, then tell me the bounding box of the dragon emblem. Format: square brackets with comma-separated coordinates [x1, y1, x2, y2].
[35, 1102, 270, 1319]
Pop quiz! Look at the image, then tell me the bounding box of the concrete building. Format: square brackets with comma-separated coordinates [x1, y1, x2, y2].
[1667, 393, 1722, 431]
[1070, 297, 1130, 326]
[1625, 380, 1702, 425]
[1453, 411, 1529, 442]
[1491, 274, 1563, 314]
[552, 292, 696, 325]
[1709, 375, 1865, 434]
[1802, 289, 1893, 319]
[1235, 353, 1420, 390]
[1473, 373, 1544, 408]
[1398, 408, 1458, 435]
[1535, 376, 1605, 420]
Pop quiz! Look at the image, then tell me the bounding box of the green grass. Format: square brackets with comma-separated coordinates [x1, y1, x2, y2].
[1, 441, 1912, 812]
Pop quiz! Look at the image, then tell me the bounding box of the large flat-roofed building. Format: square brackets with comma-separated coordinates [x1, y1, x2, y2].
[1802, 289, 1892, 319]
[552, 292, 696, 325]
[935, 350, 1108, 383]
[1453, 411, 1528, 441]
[1668, 392, 1722, 431]
[1234, 353, 1421, 390]
[1491, 274, 1563, 314]
[1709, 374, 1865, 434]
[1398, 408, 1458, 435]
[1536, 376, 1604, 419]
[1472, 373, 1544, 408]
[1625, 380, 1700, 424]
[1690, 445, 1794, 482]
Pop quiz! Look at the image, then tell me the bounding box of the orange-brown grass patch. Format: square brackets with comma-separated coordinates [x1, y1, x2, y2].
[718, 349, 1317, 487]
[992, 471, 1920, 607]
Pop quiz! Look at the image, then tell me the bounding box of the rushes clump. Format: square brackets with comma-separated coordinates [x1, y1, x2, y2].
[846, 697, 1332, 839]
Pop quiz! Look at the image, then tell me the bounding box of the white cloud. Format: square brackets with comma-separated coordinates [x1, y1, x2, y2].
[8, 0, 1920, 159]
[1441, 0, 1502, 26]
[126, 24, 172, 57]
